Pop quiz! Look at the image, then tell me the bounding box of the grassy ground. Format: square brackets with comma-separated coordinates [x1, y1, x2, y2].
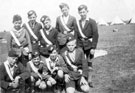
[90, 24, 135, 93]
[0, 24, 135, 93]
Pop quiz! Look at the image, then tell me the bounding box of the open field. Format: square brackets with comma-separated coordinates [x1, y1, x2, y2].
[91, 24, 135, 93]
[0, 24, 135, 93]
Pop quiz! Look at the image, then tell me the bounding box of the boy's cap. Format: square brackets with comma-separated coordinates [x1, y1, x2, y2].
[27, 10, 37, 17]
[40, 15, 50, 23]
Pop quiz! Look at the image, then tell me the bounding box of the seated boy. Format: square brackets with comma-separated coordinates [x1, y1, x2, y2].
[26, 51, 49, 92]
[0, 50, 30, 93]
[62, 34, 90, 93]
[44, 45, 69, 92]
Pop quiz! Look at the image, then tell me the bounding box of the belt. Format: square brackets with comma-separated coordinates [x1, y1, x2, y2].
[81, 38, 92, 41]
[31, 41, 38, 44]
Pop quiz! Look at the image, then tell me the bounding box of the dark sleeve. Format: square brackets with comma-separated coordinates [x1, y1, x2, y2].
[18, 62, 30, 80]
[37, 23, 42, 39]
[0, 64, 10, 89]
[57, 56, 69, 74]
[73, 17, 78, 40]
[80, 49, 89, 78]
[55, 17, 60, 32]
[91, 19, 99, 49]
[25, 29, 32, 52]
[38, 28, 42, 43]
[54, 29, 59, 47]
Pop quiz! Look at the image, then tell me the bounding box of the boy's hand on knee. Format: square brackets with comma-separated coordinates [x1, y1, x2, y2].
[10, 81, 19, 88]
[35, 79, 41, 86]
[48, 77, 56, 85]
[65, 74, 70, 83]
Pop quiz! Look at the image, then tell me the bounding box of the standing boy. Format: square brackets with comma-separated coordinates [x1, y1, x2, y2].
[77, 4, 99, 86]
[56, 3, 78, 54]
[24, 10, 42, 52]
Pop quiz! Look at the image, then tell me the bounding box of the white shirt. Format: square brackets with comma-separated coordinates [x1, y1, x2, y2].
[81, 17, 89, 28]
[63, 15, 69, 24]
[68, 50, 76, 62]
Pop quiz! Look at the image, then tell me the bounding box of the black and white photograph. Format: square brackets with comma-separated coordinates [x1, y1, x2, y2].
[0, 0, 135, 93]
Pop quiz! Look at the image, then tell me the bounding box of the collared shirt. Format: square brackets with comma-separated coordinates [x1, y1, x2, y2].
[30, 22, 36, 29]
[63, 15, 69, 24]
[45, 26, 52, 35]
[13, 28, 23, 38]
[49, 57, 59, 69]
[68, 50, 76, 62]
[81, 17, 89, 28]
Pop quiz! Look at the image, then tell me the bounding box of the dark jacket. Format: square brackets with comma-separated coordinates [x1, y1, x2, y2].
[23, 21, 42, 51]
[38, 27, 59, 56]
[62, 48, 89, 80]
[0, 61, 30, 91]
[77, 18, 99, 50]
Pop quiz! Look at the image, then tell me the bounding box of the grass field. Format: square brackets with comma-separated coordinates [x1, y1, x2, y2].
[90, 24, 135, 93]
[0, 24, 135, 93]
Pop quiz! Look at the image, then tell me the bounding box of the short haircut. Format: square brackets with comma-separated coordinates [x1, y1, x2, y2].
[59, 3, 69, 9]
[13, 14, 22, 23]
[78, 4, 88, 11]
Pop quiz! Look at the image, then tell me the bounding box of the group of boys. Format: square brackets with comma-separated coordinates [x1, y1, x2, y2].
[0, 3, 99, 93]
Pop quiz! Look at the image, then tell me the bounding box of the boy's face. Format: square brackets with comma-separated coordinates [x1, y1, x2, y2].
[13, 20, 22, 30]
[79, 8, 88, 20]
[32, 56, 40, 66]
[50, 50, 58, 61]
[66, 40, 76, 52]
[43, 18, 51, 29]
[8, 57, 18, 67]
[61, 7, 69, 16]
[28, 14, 37, 23]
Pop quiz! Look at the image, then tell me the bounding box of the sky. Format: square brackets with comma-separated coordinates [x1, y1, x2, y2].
[0, 0, 135, 31]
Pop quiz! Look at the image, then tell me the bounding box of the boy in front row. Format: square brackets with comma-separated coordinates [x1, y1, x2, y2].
[26, 51, 56, 93]
[62, 34, 90, 93]
[0, 50, 30, 93]
[44, 45, 69, 93]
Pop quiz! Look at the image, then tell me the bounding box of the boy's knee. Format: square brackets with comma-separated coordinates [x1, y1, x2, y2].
[57, 70, 64, 78]
[39, 81, 46, 89]
[48, 77, 56, 86]
[81, 85, 89, 93]
[66, 87, 75, 93]
[47, 80, 52, 87]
